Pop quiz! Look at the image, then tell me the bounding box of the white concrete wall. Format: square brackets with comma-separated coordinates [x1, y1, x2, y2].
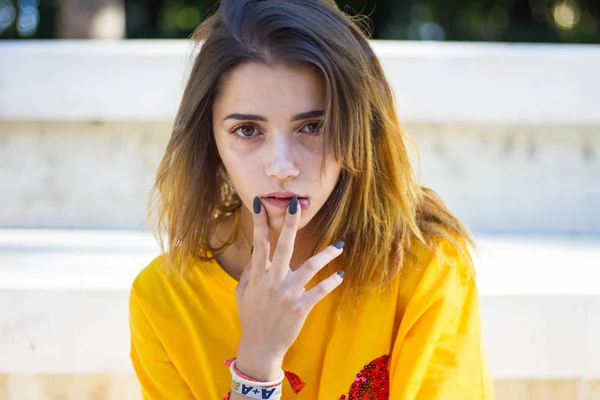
[0, 121, 170, 229]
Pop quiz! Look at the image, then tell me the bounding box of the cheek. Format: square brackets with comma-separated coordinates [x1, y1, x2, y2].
[215, 135, 254, 187]
[305, 146, 340, 191]
[220, 149, 258, 188]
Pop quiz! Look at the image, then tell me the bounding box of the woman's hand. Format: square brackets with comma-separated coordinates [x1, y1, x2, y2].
[233, 196, 344, 381]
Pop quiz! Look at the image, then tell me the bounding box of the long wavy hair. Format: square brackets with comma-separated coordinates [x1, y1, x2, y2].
[148, 0, 472, 299]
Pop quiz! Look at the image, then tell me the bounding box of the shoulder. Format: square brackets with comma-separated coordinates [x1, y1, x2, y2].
[130, 253, 194, 311]
[410, 234, 475, 281]
[129, 255, 170, 318]
[397, 235, 476, 308]
[131, 254, 171, 296]
[129, 253, 204, 330]
[130, 252, 219, 308]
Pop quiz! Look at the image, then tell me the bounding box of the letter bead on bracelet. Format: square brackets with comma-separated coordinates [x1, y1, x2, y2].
[228, 359, 283, 400]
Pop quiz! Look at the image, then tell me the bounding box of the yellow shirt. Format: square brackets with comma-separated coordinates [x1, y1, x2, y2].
[129, 239, 495, 399]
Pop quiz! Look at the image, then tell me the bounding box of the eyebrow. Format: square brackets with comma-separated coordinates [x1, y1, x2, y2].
[223, 110, 324, 122]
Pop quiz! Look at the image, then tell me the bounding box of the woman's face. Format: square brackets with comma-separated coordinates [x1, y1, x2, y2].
[212, 61, 341, 232]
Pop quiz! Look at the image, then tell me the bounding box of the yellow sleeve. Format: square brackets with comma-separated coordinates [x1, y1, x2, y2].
[389, 241, 495, 400]
[129, 287, 195, 400]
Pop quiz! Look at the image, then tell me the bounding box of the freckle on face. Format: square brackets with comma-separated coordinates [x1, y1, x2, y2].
[212, 61, 341, 232]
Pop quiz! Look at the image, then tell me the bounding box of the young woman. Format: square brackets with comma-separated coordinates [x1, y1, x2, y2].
[129, 0, 495, 399]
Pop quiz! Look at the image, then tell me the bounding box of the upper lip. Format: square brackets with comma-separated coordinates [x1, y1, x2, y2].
[263, 191, 306, 198]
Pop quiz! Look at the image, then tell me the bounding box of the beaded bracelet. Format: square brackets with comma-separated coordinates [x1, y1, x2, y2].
[232, 361, 284, 387]
[226, 359, 283, 399]
[223, 357, 306, 400]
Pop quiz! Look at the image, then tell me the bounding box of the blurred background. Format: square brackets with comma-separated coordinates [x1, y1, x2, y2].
[0, 0, 599, 42]
[1, 1, 599, 399]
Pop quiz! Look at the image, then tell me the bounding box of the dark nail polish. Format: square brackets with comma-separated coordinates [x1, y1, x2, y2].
[288, 196, 298, 215]
[337, 270, 345, 279]
[253, 196, 261, 214]
[333, 240, 345, 249]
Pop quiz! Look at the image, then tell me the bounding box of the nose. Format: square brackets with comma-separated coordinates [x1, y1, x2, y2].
[264, 134, 300, 180]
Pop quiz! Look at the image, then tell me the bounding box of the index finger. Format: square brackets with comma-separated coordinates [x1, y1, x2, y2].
[251, 196, 270, 278]
[234, 258, 253, 304]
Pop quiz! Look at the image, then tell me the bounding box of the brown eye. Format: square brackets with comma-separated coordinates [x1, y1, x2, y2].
[236, 125, 257, 137]
[301, 121, 323, 135]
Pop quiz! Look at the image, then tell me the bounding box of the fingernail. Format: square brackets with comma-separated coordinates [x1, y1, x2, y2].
[253, 196, 261, 214]
[288, 196, 298, 215]
[337, 270, 345, 279]
[333, 240, 345, 249]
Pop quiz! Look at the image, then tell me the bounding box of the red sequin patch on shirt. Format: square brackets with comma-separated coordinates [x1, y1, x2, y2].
[339, 354, 390, 400]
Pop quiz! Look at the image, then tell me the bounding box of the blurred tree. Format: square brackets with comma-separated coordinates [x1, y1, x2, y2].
[1, 0, 599, 43]
[376, 0, 600, 43]
[126, 0, 215, 38]
[59, 0, 125, 38]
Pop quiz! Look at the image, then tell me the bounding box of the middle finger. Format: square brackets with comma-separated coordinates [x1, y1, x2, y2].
[270, 196, 301, 282]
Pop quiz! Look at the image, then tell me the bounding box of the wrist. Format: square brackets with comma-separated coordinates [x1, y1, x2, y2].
[235, 346, 284, 382]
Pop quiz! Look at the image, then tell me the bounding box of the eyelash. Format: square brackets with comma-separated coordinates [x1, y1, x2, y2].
[230, 121, 323, 141]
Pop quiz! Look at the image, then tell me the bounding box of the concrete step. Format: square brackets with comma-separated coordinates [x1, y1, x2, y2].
[0, 229, 599, 380]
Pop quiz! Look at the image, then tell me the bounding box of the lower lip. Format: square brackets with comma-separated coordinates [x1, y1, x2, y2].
[262, 197, 310, 210]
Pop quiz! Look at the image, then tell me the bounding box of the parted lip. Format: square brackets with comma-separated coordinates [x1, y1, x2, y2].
[262, 191, 307, 198]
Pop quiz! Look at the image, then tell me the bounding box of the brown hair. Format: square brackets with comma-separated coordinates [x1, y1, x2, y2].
[149, 0, 472, 299]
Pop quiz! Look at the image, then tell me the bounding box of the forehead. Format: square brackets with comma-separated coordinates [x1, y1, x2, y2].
[213, 61, 326, 115]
